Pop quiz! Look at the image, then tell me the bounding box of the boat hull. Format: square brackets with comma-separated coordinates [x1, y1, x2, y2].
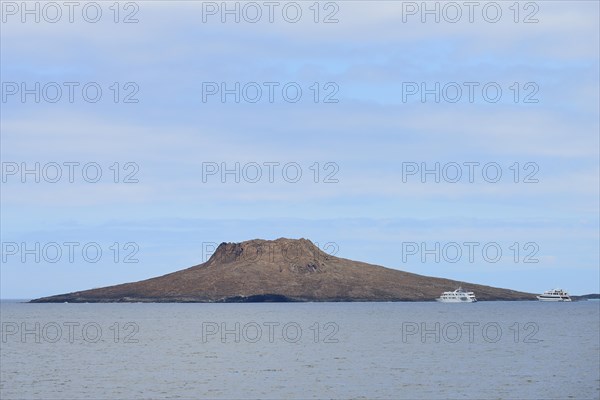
[537, 296, 571, 302]
[436, 298, 477, 303]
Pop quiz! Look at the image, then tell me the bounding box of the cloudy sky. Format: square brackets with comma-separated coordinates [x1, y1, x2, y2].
[1, 1, 598, 298]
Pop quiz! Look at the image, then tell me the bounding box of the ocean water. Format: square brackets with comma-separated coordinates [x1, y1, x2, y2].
[1, 300, 599, 400]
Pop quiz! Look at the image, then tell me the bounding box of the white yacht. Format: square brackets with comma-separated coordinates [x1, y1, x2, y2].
[537, 289, 571, 302]
[436, 287, 477, 303]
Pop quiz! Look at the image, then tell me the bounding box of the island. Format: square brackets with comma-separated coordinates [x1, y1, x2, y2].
[30, 238, 537, 303]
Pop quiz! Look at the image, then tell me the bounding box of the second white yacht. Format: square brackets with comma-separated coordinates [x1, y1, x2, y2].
[537, 289, 572, 302]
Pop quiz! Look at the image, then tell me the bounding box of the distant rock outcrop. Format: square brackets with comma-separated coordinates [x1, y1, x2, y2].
[571, 294, 600, 301]
[30, 238, 536, 303]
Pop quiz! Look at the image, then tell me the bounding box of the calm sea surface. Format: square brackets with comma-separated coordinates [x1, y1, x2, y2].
[1, 300, 599, 400]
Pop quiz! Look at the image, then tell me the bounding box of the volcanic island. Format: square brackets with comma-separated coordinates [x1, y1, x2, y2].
[31, 238, 536, 303]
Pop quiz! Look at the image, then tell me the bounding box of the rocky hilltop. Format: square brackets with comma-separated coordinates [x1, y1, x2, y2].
[31, 238, 536, 302]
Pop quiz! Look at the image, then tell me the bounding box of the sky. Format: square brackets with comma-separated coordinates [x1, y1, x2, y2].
[1, 0, 599, 298]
